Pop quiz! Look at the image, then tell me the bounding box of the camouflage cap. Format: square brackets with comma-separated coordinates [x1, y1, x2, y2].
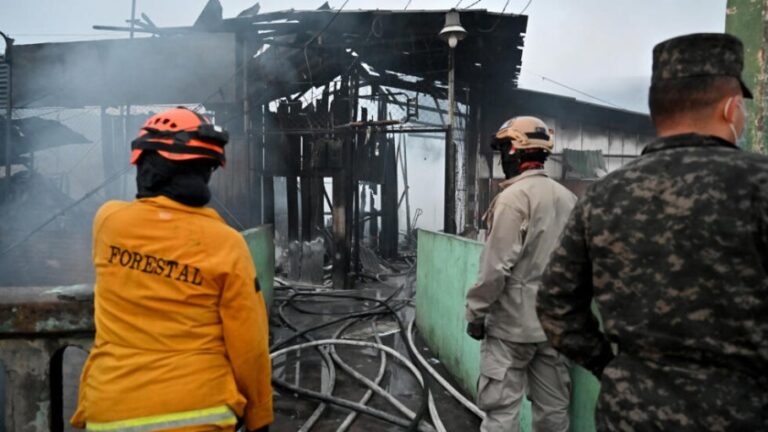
[652, 33, 752, 99]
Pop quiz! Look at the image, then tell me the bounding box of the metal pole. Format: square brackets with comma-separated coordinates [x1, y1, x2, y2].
[123, 0, 136, 198]
[444, 46, 457, 234]
[129, 0, 137, 38]
[463, 87, 479, 234]
[2, 33, 12, 201]
[399, 135, 412, 236]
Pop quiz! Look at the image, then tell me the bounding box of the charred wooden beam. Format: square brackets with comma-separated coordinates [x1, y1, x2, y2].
[331, 75, 353, 290]
[310, 86, 331, 240]
[300, 136, 313, 242]
[377, 84, 399, 258]
[463, 86, 481, 233]
[244, 37, 264, 227]
[285, 104, 300, 241]
[380, 135, 399, 258]
[258, 105, 275, 225]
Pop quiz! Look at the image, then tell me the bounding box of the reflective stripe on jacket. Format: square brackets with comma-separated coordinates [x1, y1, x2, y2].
[72, 196, 273, 431]
[86, 405, 236, 432]
[466, 169, 576, 343]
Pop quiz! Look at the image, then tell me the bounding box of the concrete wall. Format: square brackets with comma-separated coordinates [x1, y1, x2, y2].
[242, 225, 275, 310]
[415, 229, 600, 431]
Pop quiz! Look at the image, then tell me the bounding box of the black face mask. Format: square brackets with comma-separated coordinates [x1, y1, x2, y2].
[135, 152, 216, 207]
[500, 149, 521, 179]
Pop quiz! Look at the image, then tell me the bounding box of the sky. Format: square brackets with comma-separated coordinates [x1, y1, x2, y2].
[1, 0, 728, 113]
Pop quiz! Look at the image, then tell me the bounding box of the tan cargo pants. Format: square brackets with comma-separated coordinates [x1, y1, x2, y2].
[477, 337, 571, 432]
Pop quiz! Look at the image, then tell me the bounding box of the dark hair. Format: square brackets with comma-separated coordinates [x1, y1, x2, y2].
[648, 76, 741, 125]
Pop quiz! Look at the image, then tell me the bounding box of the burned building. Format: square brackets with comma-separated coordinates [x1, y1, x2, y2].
[2, 1, 654, 289]
[0, 2, 666, 430]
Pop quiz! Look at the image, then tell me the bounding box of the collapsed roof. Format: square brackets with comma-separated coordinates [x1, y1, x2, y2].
[12, 4, 527, 108]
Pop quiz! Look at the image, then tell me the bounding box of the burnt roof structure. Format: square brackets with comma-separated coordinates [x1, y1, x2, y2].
[236, 8, 527, 100]
[14, 7, 526, 108]
[5, 1, 654, 289]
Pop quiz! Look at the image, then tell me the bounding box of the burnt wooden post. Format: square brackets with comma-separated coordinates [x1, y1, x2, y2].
[380, 134, 398, 258]
[301, 88, 330, 242]
[257, 104, 274, 225]
[300, 132, 313, 242]
[313, 94, 328, 238]
[369, 185, 379, 245]
[278, 102, 300, 242]
[242, 35, 264, 227]
[463, 86, 481, 233]
[374, 87, 398, 258]
[331, 76, 354, 289]
[350, 69, 363, 274]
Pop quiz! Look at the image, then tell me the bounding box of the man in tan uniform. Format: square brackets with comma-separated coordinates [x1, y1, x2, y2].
[466, 116, 576, 432]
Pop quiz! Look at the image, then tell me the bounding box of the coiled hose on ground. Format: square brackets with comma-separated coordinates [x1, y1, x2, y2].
[270, 288, 437, 431]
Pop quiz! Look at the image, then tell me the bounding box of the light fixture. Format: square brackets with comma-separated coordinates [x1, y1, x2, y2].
[439, 9, 467, 49]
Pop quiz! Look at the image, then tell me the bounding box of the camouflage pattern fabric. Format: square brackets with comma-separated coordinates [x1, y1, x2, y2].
[651, 32, 752, 98]
[537, 133, 768, 431]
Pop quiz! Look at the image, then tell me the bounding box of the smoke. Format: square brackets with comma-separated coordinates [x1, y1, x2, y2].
[0, 22, 253, 286]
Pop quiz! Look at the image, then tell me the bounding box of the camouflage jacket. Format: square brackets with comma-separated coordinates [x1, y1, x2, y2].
[537, 134, 768, 431]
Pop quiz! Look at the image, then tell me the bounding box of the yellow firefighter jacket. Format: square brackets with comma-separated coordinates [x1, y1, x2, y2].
[71, 196, 273, 431]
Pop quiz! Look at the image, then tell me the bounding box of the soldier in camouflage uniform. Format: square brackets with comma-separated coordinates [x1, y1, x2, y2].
[537, 33, 767, 431]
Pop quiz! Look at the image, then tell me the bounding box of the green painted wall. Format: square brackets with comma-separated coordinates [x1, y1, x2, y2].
[415, 229, 600, 431]
[415, 230, 485, 394]
[242, 225, 275, 311]
[726, 0, 767, 153]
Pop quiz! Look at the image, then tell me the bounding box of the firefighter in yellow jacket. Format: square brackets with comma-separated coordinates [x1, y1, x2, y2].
[71, 107, 273, 432]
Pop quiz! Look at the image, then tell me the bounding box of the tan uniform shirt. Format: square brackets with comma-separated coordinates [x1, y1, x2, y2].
[466, 169, 576, 343]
